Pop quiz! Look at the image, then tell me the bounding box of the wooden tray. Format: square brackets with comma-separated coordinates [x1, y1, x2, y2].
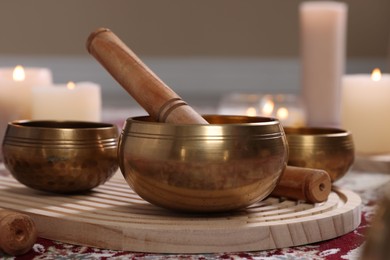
[0, 173, 361, 254]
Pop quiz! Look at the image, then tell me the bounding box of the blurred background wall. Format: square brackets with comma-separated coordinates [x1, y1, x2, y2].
[0, 0, 389, 108]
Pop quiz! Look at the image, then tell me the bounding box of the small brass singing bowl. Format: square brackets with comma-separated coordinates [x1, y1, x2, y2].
[118, 115, 288, 213]
[2, 120, 119, 193]
[284, 127, 354, 182]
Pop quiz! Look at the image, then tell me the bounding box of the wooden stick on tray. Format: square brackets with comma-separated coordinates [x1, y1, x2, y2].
[86, 28, 332, 203]
[272, 166, 331, 203]
[0, 209, 37, 256]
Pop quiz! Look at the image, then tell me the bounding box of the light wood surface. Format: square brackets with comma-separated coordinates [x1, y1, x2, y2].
[0, 174, 361, 253]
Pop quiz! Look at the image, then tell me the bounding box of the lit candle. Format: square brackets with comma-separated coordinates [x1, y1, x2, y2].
[341, 68, 390, 155]
[259, 95, 306, 127]
[300, 2, 348, 127]
[218, 93, 306, 127]
[32, 81, 102, 121]
[0, 66, 53, 119]
[0, 66, 53, 160]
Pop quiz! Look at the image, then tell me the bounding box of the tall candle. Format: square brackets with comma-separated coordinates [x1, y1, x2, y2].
[341, 69, 390, 155]
[31, 81, 101, 121]
[300, 2, 347, 127]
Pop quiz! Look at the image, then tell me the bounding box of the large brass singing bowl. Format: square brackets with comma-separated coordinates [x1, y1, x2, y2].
[2, 120, 119, 193]
[285, 127, 354, 182]
[119, 115, 288, 212]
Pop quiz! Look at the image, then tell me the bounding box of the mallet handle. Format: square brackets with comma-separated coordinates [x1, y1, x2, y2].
[271, 166, 331, 203]
[87, 28, 208, 124]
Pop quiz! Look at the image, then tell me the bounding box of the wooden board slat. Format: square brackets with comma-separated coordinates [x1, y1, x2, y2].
[0, 174, 361, 253]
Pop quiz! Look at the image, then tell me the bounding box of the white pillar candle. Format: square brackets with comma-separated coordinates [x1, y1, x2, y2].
[300, 2, 347, 127]
[0, 66, 53, 120]
[32, 81, 102, 122]
[0, 66, 53, 160]
[341, 69, 390, 155]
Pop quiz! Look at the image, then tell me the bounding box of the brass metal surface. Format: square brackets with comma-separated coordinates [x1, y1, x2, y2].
[284, 127, 354, 182]
[118, 115, 288, 212]
[2, 120, 119, 193]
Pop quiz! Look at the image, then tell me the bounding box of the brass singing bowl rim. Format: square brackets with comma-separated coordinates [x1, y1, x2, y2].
[284, 126, 353, 147]
[123, 115, 284, 137]
[284, 126, 351, 136]
[129, 114, 279, 125]
[4, 120, 118, 142]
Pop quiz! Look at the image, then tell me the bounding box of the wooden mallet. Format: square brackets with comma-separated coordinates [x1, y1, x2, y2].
[0, 209, 37, 256]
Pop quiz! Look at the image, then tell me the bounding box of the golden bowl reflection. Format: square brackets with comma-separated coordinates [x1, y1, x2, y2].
[2, 120, 119, 193]
[284, 126, 354, 182]
[118, 115, 289, 212]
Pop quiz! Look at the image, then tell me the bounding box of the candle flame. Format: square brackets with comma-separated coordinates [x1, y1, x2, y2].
[67, 81, 76, 90]
[276, 107, 289, 120]
[371, 68, 382, 82]
[13, 65, 25, 81]
[246, 107, 257, 116]
[261, 99, 274, 116]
